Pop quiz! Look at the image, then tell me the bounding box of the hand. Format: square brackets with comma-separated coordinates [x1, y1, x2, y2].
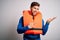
[46, 17, 56, 23]
[28, 22, 34, 28]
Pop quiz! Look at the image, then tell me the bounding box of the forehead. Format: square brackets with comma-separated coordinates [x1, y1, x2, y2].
[32, 6, 39, 8]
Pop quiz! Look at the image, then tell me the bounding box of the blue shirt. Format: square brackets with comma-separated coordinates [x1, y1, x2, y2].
[17, 17, 49, 40]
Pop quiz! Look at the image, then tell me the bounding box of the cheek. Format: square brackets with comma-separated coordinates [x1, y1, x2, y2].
[32, 9, 37, 13]
[32, 9, 36, 12]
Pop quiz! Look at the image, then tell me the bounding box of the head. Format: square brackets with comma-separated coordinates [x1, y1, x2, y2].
[30, 2, 40, 16]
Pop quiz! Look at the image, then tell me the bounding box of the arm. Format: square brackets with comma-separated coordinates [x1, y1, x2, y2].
[17, 17, 29, 34]
[42, 20, 49, 35]
[42, 17, 56, 35]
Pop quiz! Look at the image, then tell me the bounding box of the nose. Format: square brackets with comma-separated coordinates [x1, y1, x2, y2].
[35, 9, 38, 12]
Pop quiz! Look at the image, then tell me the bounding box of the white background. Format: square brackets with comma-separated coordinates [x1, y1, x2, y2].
[0, 0, 60, 40]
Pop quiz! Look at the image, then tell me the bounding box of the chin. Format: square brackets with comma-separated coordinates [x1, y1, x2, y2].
[33, 13, 37, 16]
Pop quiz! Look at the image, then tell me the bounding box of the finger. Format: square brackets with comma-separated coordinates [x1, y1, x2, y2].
[51, 17, 56, 21]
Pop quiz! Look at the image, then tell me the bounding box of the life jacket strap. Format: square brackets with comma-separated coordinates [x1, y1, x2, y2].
[29, 28, 42, 30]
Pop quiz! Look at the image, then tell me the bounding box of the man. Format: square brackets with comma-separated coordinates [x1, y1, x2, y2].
[17, 2, 56, 40]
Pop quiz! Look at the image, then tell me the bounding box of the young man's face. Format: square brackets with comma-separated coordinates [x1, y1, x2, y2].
[31, 6, 39, 16]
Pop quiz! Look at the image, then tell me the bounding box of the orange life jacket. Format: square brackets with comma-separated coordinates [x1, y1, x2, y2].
[23, 10, 43, 34]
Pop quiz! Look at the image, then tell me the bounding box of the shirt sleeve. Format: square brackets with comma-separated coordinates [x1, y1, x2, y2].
[17, 17, 29, 34]
[42, 19, 50, 35]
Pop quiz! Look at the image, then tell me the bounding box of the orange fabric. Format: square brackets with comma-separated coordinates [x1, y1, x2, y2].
[23, 10, 43, 34]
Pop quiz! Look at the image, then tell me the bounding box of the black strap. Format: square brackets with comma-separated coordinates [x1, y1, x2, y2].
[29, 28, 42, 30]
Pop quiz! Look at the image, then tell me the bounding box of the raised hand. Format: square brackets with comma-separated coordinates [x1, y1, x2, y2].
[46, 17, 56, 23]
